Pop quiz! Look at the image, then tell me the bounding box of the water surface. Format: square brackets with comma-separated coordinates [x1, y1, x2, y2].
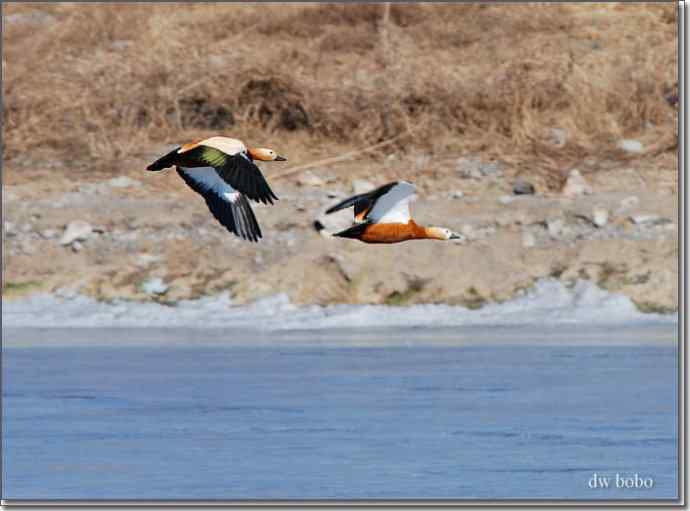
[2, 329, 678, 501]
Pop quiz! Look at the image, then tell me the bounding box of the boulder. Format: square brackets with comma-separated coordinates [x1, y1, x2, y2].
[60, 221, 93, 246]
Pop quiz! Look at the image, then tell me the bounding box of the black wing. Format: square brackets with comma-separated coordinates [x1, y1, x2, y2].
[325, 182, 400, 220]
[146, 147, 182, 171]
[181, 146, 278, 205]
[177, 166, 262, 242]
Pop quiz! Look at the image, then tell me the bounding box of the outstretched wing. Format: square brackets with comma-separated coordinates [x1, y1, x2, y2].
[177, 166, 262, 242]
[363, 181, 416, 224]
[325, 182, 400, 222]
[181, 145, 278, 205]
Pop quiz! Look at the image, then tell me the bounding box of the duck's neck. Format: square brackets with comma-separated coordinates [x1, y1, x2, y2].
[409, 222, 446, 240]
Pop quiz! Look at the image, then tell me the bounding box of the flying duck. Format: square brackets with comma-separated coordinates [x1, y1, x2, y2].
[325, 181, 463, 244]
[146, 137, 285, 242]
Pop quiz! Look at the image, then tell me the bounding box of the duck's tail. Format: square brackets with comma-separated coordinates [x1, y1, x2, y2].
[333, 222, 369, 239]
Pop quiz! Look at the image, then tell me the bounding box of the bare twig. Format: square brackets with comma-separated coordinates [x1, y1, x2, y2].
[269, 130, 411, 180]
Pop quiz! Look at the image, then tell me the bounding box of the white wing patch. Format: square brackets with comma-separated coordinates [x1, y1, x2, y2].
[367, 181, 417, 224]
[200, 137, 246, 156]
[223, 191, 241, 203]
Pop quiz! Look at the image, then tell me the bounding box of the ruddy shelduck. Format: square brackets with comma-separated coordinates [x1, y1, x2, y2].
[326, 181, 463, 244]
[146, 137, 285, 242]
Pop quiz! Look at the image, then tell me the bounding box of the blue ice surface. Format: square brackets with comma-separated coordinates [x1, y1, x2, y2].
[2, 327, 679, 501]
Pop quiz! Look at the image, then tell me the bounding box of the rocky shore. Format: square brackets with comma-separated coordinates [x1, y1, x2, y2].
[2, 151, 678, 314]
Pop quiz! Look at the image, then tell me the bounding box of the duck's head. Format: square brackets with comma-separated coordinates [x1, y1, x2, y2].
[426, 227, 465, 241]
[248, 147, 287, 162]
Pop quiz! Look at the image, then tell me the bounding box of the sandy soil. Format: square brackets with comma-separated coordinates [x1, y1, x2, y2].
[2, 146, 678, 314]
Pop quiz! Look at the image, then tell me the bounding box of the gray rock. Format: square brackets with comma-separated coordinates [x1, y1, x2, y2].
[20, 223, 33, 234]
[630, 214, 670, 226]
[136, 254, 162, 267]
[71, 241, 83, 253]
[547, 218, 565, 239]
[513, 179, 535, 195]
[40, 229, 58, 239]
[108, 176, 142, 188]
[591, 207, 609, 228]
[19, 240, 35, 255]
[550, 128, 568, 147]
[5, 12, 57, 26]
[4, 221, 16, 236]
[415, 154, 431, 170]
[60, 221, 93, 246]
[297, 171, 325, 187]
[110, 40, 132, 51]
[618, 196, 640, 211]
[495, 213, 513, 228]
[449, 190, 464, 199]
[141, 277, 168, 295]
[498, 195, 515, 205]
[618, 139, 644, 154]
[522, 230, 537, 248]
[352, 179, 375, 195]
[457, 157, 502, 179]
[562, 169, 592, 197]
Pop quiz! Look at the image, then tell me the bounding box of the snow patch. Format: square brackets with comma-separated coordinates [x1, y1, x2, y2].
[2, 279, 675, 330]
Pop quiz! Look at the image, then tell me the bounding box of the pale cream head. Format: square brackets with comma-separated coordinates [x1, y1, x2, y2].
[248, 147, 287, 162]
[426, 227, 464, 241]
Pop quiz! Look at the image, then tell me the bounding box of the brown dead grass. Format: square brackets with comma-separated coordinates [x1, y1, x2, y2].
[2, 2, 678, 188]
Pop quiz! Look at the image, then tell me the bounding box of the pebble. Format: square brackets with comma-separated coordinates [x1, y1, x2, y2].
[591, 207, 609, 228]
[618, 139, 644, 154]
[71, 241, 83, 253]
[4, 221, 16, 236]
[630, 214, 668, 226]
[495, 213, 513, 228]
[513, 179, 535, 195]
[141, 277, 168, 295]
[40, 229, 58, 239]
[522, 230, 537, 248]
[550, 128, 568, 147]
[60, 220, 93, 246]
[136, 254, 162, 267]
[108, 176, 142, 188]
[547, 218, 565, 239]
[415, 154, 431, 170]
[5, 12, 57, 26]
[618, 196, 640, 211]
[457, 157, 502, 179]
[352, 179, 375, 194]
[297, 171, 325, 187]
[449, 190, 464, 199]
[562, 169, 592, 197]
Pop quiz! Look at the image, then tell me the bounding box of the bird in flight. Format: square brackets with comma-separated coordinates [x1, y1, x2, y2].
[325, 181, 463, 244]
[146, 136, 285, 242]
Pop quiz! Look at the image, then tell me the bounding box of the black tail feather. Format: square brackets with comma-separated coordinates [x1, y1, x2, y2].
[146, 147, 181, 171]
[333, 222, 370, 239]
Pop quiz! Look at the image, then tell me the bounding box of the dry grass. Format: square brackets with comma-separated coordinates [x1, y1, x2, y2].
[3, 2, 678, 187]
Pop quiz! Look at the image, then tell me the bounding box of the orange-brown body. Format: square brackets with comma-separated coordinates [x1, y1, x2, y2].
[358, 221, 442, 244]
